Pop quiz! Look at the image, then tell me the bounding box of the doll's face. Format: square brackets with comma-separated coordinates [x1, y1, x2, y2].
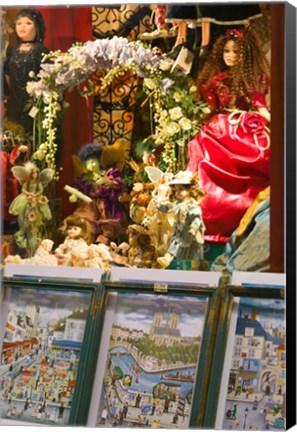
[67, 225, 82, 239]
[223, 40, 239, 67]
[86, 158, 100, 173]
[16, 16, 36, 42]
[173, 185, 190, 200]
[31, 169, 39, 179]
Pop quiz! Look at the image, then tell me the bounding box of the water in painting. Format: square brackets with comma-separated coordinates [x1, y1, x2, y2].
[0, 286, 92, 425]
[222, 297, 286, 431]
[96, 292, 208, 428]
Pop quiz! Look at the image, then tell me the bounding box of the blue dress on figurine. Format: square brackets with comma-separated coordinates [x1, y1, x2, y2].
[156, 171, 206, 268]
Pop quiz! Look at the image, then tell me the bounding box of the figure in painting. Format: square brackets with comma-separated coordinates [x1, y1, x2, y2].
[186, 27, 270, 244]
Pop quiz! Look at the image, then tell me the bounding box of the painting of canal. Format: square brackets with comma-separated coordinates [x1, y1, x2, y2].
[221, 297, 286, 431]
[96, 292, 208, 428]
[0, 286, 92, 426]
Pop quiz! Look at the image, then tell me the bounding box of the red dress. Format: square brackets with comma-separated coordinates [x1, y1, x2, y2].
[187, 71, 270, 243]
[2, 145, 22, 221]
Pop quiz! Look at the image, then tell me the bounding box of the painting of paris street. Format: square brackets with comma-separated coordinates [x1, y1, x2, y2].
[221, 298, 286, 431]
[96, 292, 208, 428]
[0, 286, 92, 425]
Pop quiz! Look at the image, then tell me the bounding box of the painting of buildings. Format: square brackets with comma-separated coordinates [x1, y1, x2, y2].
[0, 287, 92, 426]
[96, 292, 208, 428]
[222, 298, 286, 430]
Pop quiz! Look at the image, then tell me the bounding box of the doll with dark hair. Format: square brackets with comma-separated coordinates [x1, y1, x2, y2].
[4, 8, 49, 134]
[186, 28, 270, 244]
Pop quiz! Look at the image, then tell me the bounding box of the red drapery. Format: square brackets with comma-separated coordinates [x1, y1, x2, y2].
[36, 6, 94, 217]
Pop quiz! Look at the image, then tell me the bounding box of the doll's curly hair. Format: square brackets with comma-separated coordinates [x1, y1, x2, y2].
[198, 27, 270, 106]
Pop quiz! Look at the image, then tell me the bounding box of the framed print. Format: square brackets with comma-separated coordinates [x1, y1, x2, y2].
[0, 277, 100, 426]
[87, 279, 219, 428]
[204, 276, 285, 430]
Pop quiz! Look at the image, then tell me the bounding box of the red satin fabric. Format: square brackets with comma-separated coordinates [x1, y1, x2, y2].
[187, 112, 270, 243]
[2, 146, 22, 221]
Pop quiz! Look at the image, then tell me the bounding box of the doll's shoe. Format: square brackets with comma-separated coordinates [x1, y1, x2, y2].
[138, 28, 174, 40]
[166, 42, 185, 59]
[157, 253, 173, 268]
[199, 44, 210, 58]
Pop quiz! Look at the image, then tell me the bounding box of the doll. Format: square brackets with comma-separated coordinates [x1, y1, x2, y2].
[157, 171, 206, 269]
[8, 161, 54, 256]
[186, 28, 271, 244]
[126, 224, 156, 268]
[71, 142, 128, 244]
[55, 215, 90, 266]
[29, 239, 58, 266]
[4, 8, 49, 134]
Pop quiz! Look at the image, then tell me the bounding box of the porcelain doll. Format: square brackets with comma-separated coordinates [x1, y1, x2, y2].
[55, 215, 90, 266]
[4, 9, 49, 134]
[9, 161, 54, 256]
[186, 28, 271, 244]
[157, 171, 206, 269]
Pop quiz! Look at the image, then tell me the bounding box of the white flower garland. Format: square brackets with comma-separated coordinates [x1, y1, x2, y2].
[27, 36, 209, 173]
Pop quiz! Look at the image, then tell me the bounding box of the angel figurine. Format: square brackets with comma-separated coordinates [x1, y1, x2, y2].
[143, 166, 175, 256]
[8, 161, 54, 256]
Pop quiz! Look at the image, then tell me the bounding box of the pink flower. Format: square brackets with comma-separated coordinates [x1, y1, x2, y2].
[240, 112, 267, 135]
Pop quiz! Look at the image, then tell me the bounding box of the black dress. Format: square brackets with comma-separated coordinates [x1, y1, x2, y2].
[198, 3, 262, 25]
[166, 3, 262, 25]
[4, 43, 49, 134]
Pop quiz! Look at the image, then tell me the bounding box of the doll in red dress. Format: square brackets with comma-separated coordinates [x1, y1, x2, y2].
[186, 28, 270, 243]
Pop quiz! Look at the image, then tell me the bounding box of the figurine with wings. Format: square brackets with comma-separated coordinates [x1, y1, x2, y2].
[143, 166, 175, 256]
[9, 161, 54, 256]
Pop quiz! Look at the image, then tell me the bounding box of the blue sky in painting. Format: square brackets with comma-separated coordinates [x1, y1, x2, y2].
[238, 297, 285, 327]
[6, 287, 92, 326]
[111, 292, 208, 337]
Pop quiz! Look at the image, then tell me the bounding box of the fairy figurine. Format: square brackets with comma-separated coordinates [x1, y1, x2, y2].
[9, 161, 54, 256]
[143, 166, 174, 256]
